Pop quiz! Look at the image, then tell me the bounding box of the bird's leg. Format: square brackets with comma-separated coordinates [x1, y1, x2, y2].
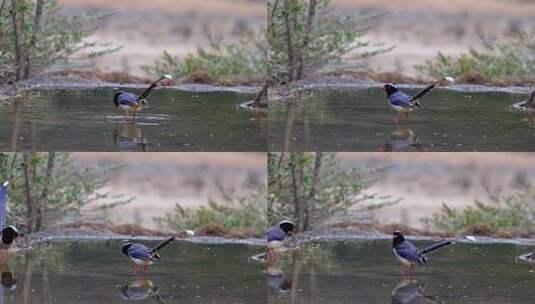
[144, 264, 148, 274]
[133, 264, 139, 275]
[133, 112, 137, 120]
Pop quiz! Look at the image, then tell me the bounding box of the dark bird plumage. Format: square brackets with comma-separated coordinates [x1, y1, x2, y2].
[511, 90, 535, 114]
[122, 236, 175, 273]
[384, 77, 453, 121]
[267, 220, 295, 242]
[0, 226, 19, 251]
[113, 75, 172, 120]
[392, 231, 452, 267]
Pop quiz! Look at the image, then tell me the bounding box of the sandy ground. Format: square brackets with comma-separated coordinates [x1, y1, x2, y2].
[71, 152, 266, 229]
[58, 0, 265, 76]
[338, 153, 535, 229]
[331, 0, 535, 77]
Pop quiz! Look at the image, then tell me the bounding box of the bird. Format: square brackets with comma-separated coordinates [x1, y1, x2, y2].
[517, 252, 535, 263]
[113, 74, 172, 121]
[0, 226, 19, 251]
[392, 231, 453, 269]
[267, 220, 295, 249]
[122, 236, 175, 274]
[511, 91, 535, 114]
[383, 77, 454, 122]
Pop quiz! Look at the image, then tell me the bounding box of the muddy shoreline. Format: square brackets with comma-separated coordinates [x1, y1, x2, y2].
[0, 76, 261, 102]
[296, 228, 535, 246]
[17, 228, 266, 250]
[272, 78, 534, 99]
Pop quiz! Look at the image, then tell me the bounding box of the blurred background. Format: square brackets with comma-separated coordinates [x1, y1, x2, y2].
[340, 152, 535, 229]
[58, 0, 265, 76]
[74, 152, 266, 229]
[331, 0, 535, 77]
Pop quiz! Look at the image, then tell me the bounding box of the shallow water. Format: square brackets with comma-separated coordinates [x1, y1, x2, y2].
[1, 240, 265, 303]
[0, 88, 266, 151]
[269, 88, 535, 151]
[267, 240, 535, 303]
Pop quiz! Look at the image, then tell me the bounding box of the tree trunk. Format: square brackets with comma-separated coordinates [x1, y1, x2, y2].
[297, 0, 317, 80]
[308, 152, 322, 201]
[22, 152, 36, 233]
[290, 153, 308, 232]
[24, 0, 45, 79]
[10, 0, 24, 80]
[37, 152, 55, 231]
[283, 0, 295, 82]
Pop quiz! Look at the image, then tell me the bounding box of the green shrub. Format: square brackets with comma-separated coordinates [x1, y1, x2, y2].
[154, 184, 267, 237]
[416, 29, 535, 83]
[0, 0, 119, 83]
[268, 152, 398, 231]
[268, 0, 392, 83]
[142, 33, 266, 84]
[422, 185, 535, 236]
[0, 153, 131, 233]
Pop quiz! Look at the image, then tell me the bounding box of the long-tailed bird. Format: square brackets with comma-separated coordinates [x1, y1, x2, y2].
[511, 90, 535, 125]
[113, 74, 172, 120]
[383, 77, 454, 122]
[267, 220, 295, 248]
[392, 231, 453, 269]
[122, 236, 175, 274]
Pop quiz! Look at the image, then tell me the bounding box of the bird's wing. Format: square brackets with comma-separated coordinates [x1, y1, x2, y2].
[389, 92, 414, 108]
[267, 227, 286, 242]
[118, 92, 140, 106]
[396, 241, 425, 265]
[128, 244, 155, 261]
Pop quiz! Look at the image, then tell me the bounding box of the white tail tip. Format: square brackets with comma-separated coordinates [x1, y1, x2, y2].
[465, 235, 477, 242]
[163, 74, 173, 80]
[185, 229, 195, 236]
[2, 181, 8, 187]
[444, 76, 454, 83]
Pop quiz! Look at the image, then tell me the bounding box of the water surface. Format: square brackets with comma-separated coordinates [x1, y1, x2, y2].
[269, 88, 535, 151]
[268, 240, 535, 303]
[0, 88, 266, 151]
[1, 240, 265, 303]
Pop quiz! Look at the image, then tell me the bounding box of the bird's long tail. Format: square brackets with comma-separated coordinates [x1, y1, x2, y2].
[150, 236, 175, 253]
[0, 181, 8, 228]
[137, 75, 172, 101]
[419, 240, 453, 255]
[410, 77, 452, 101]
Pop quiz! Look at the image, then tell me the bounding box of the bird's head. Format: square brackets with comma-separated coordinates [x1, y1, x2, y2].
[383, 83, 398, 96]
[1, 226, 19, 245]
[121, 243, 132, 256]
[393, 230, 405, 247]
[279, 220, 296, 236]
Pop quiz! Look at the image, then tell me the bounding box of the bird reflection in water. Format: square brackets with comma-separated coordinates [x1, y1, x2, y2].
[120, 278, 164, 303]
[391, 277, 442, 304]
[267, 267, 292, 295]
[113, 122, 149, 151]
[383, 126, 422, 152]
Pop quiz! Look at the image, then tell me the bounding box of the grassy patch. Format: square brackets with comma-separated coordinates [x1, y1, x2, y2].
[422, 185, 535, 238]
[142, 33, 266, 86]
[154, 185, 266, 238]
[416, 28, 535, 85]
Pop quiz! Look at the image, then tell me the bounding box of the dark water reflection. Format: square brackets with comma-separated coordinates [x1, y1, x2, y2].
[269, 88, 535, 151]
[1, 241, 265, 303]
[267, 240, 535, 303]
[0, 88, 266, 151]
